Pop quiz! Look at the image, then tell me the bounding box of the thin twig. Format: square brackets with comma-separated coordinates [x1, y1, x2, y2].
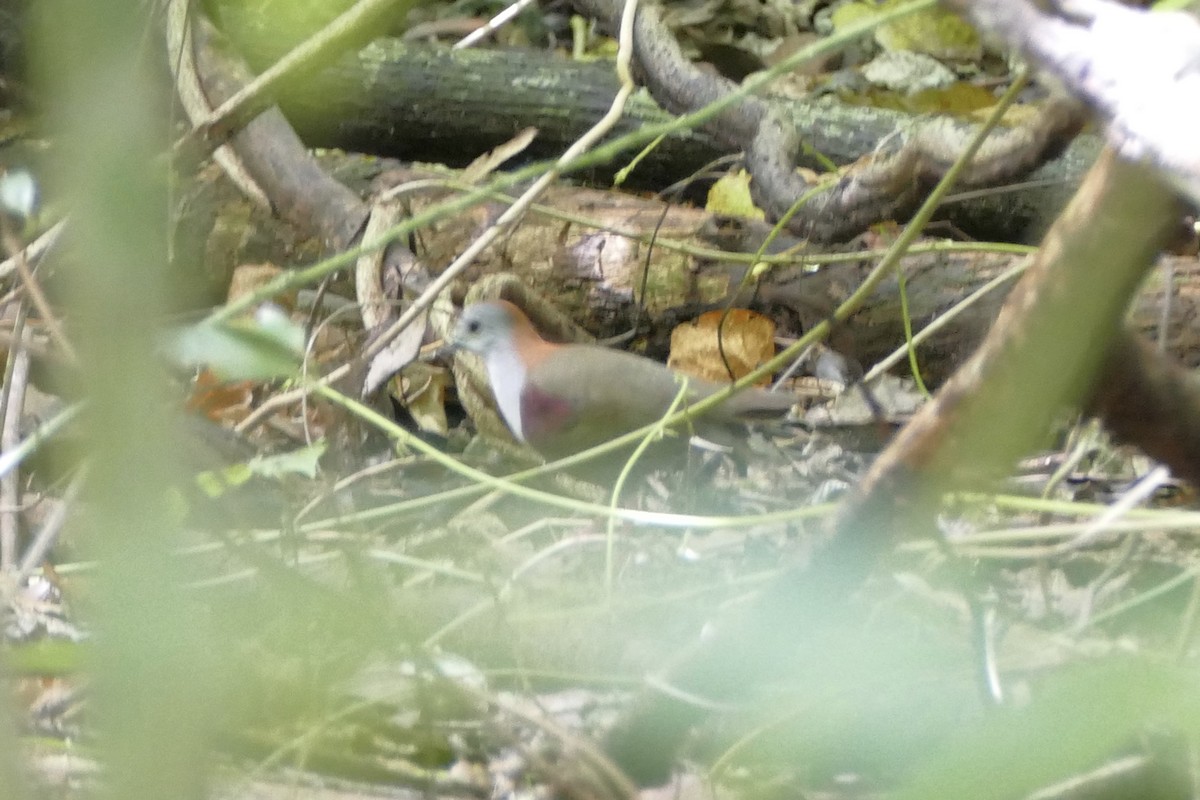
[17, 468, 86, 581]
[453, 0, 537, 49]
[4, 232, 77, 364]
[0, 219, 65, 283]
[0, 316, 29, 571]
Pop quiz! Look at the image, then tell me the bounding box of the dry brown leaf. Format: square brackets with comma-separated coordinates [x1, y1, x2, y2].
[396, 361, 450, 435]
[461, 126, 538, 184]
[186, 368, 255, 425]
[667, 308, 776, 386]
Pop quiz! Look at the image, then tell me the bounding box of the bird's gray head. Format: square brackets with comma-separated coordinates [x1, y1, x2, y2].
[451, 301, 519, 356]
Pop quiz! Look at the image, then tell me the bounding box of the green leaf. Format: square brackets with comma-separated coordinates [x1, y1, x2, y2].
[165, 304, 304, 381]
[898, 658, 1200, 799]
[245, 440, 326, 480]
[6, 639, 86, 675]
[706, 170, 765, 220]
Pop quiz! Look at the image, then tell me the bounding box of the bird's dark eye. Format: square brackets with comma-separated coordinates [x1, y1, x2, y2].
[467, 320, 481, 334]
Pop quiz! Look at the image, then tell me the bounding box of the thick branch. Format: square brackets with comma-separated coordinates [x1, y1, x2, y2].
[571, 0, 1083, 241]
[219, 34, 1097, 243]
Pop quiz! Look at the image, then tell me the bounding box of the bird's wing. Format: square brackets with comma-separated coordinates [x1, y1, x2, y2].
[522, 347, 694, 453]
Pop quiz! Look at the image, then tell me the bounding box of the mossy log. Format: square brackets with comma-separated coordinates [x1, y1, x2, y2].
[222, 36, 1096, 243]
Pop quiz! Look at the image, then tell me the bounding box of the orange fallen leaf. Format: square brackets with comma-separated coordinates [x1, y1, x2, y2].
[667, 309, 776, 386]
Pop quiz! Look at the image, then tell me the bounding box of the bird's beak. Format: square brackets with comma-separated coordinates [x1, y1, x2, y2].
[423, 328, 461, 362]
[432, 340, 459, 361]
